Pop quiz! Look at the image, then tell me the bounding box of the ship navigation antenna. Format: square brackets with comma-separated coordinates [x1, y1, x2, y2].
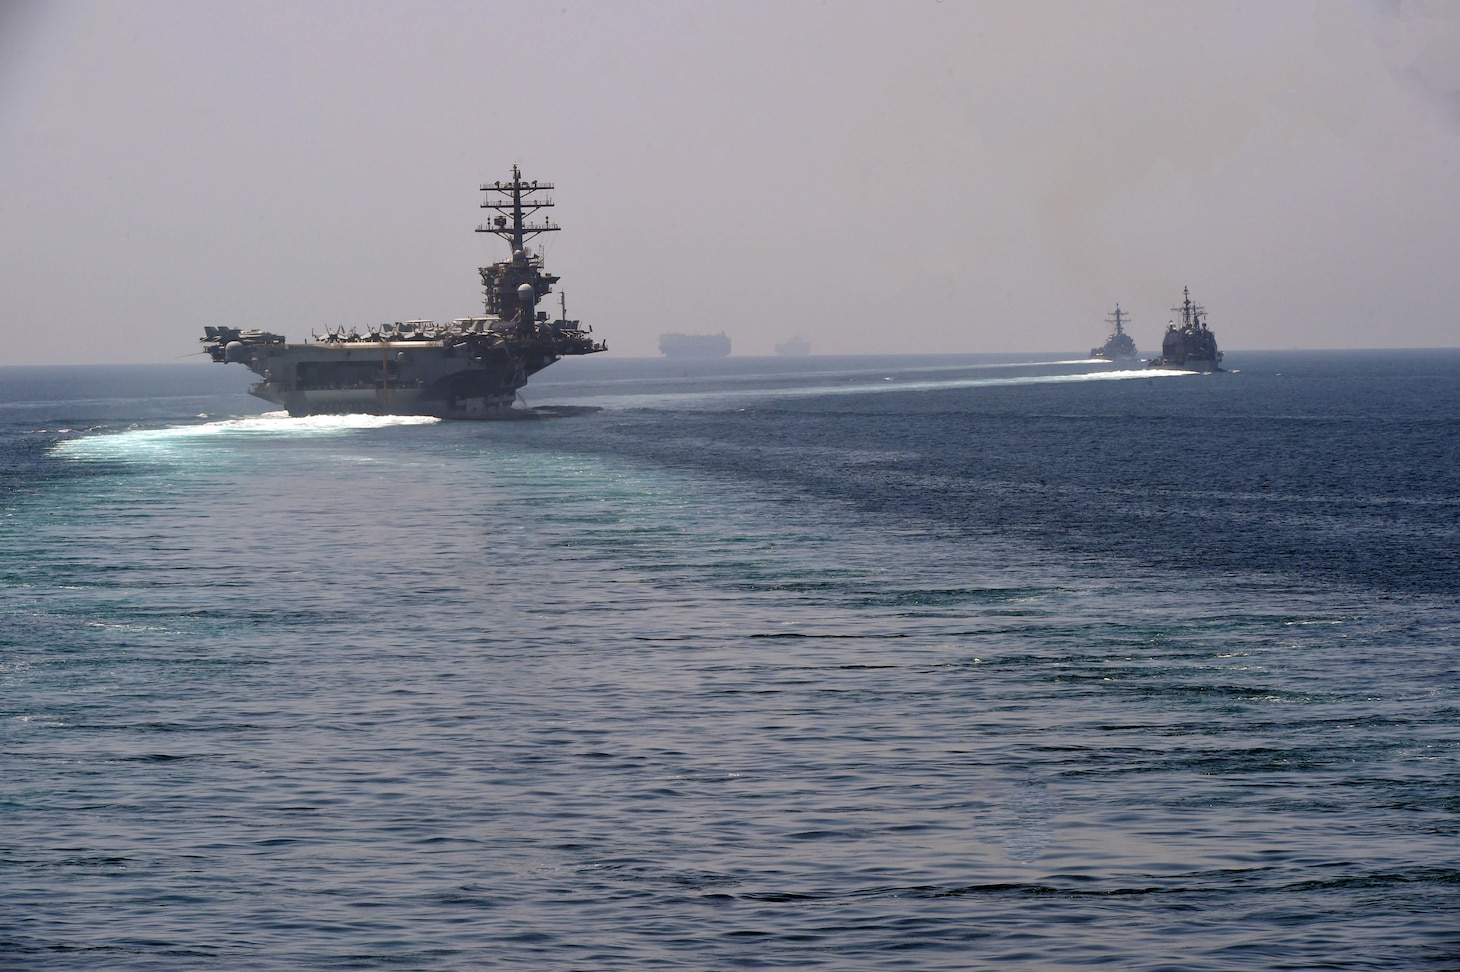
[1171, 286, 1204, 330]
[476, 165, 562, 323]
[477, 164, 560, 253]
[1107, 303, 1127, 337]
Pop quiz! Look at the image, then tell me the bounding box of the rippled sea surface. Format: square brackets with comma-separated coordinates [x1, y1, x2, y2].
[2, 351, 1458, 970]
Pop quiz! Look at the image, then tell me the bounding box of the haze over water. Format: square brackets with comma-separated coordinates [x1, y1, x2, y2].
[3, 351, 1457, 969]
[4, 1, 1460, 362]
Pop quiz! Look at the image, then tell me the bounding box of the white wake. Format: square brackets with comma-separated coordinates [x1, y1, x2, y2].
[53, 412, 441, 462]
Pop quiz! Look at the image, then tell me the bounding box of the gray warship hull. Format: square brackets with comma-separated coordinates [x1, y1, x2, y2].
[1149, 352, 1222, 373]
[1148, 333, 1222, 372]
[1091, 340, 1137, 361]
[202, 166, 603, 418]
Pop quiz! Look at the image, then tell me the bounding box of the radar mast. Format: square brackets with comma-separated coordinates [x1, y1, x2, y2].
[1108, 304, 1128, 337]
[1172, 286, 1207, 330]
[475, 165, 561, 321]
[477, 164, 560, 253]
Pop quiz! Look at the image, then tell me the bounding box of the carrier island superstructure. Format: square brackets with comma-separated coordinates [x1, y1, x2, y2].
[201, 167, 604, 418]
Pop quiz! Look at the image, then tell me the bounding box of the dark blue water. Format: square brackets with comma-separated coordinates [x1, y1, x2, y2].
[3, 351, 1458, 970]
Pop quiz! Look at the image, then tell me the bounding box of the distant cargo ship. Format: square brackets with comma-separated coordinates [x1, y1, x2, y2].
[659, 332, 731, 358]
[775, 336, 811, 356]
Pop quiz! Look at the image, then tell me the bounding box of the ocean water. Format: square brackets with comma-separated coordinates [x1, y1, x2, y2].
[2, 350, 1457, 970]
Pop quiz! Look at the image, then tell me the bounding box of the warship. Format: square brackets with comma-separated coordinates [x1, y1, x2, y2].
[659, 332, 731, 358]
[1090, 304, 1137, 360]
[1148, 287, 1223, 372]
[201, 166, 605, 418]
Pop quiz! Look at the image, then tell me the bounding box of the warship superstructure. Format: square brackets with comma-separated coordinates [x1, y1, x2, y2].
[1148, 287, 1223, 372]
[1090, 304, 1137, 360]
[201, 167, 605, 418]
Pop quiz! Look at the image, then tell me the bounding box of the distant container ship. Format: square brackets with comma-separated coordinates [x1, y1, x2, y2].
[659, 332, 731, 358]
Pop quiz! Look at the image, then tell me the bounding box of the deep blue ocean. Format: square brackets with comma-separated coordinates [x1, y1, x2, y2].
[2, 350, 1458, 970]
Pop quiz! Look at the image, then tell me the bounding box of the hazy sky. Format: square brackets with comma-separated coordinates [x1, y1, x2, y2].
[2, 0, 1458, 364]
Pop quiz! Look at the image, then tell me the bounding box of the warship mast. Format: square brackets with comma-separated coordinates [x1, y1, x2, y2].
[478, 164, 559, 253]
[1108, 304, 1128, 338]
[476, 165, 562, 322]
[1172, 286, 1205, 331]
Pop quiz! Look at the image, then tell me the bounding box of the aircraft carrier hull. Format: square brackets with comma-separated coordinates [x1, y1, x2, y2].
[233, 336, 565, 418]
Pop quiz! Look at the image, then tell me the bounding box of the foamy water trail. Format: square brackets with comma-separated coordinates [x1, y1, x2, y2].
[574, 365, 1197, 410]
[52, 412, 441, 462]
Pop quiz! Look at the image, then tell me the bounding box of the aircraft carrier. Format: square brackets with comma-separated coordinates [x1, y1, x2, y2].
[201, 166, 605, 418]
